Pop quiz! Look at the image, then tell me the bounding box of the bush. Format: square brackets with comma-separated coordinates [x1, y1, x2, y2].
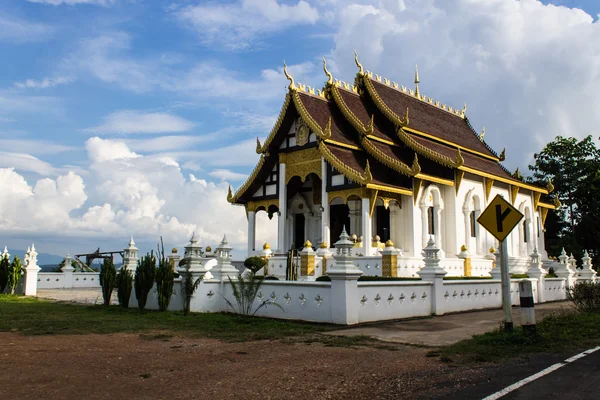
[264, 276, 279, 281]
[0, 254, 9, 293]
[510, 274, 529, 279]
[244, 256, 267, 274]
[116, 266, 133, 308]
[135, 251, 156, 310]
[180, 262, 203, 316]
[8, 256, 23, 295]
[223, 271, 283, 316]
[567, 281, 600, 313]
[316, 275, 331, 282]
[99, 258, 117, 306]
[155, 239, 174, 312]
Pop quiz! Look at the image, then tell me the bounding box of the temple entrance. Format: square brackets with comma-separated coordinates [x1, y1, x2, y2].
[330, 204, 350, 244]
[293, 213, 305, 250]
[375, 205, 391, 243]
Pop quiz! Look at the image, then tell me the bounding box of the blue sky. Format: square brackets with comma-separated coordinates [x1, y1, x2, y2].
[1, 0, 599, 259]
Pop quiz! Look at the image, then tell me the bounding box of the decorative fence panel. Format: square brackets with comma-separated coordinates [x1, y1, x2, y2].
[356, 282, 433, 322]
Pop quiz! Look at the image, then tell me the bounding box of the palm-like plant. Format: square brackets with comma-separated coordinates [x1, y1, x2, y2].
[155, 237, 174, 312]
[223, 271, 283, 316]
[180, 259, 203, 316]
[8, 256, 23, 295]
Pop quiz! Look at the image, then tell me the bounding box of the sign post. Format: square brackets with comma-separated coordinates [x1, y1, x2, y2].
[477, 194, 524, 332]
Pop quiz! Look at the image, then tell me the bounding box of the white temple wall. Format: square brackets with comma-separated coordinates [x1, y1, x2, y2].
[455, 177, 487, 257]
[441, 184, 458, 257]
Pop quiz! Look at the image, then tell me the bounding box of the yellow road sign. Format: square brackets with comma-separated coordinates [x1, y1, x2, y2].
[477, 194, 524, 242]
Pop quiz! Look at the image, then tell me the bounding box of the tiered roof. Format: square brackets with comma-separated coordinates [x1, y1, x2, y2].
[228, 55, 553, 205]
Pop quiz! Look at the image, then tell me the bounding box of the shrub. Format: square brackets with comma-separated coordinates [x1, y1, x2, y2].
[316, 275, 331, 282]
[244, 256, 267, 274]
[99, 258, 117, 306]
[223, 271, 283, 316]
[180, 261, 203, 316]
[0, 253, 10, 293]
[263, 276, 279, 281]
[116, 266, 133, 308]
[8, 256, 23, 295]
[155, 238, 174, 312]
[135, 251, 156, 310]
[567, 281, 600, 313]
[510, 274, 529, 279]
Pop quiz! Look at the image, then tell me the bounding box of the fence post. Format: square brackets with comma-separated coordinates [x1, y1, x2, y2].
[299, 241, 316, 280]
[519, 279, 536, 336]
[555, 248, 575, 289]
[316, 242, 333, 277]
[458, 245, 471, 277]
[23, 244, 40, 296]
[526, 248, 546, 303]
[579, 251, 597, 282]
[210, 235, 239, 281]
[61, 253, 74, 289]
[417, 238, 447, 315]
[328, 227, 363, 325]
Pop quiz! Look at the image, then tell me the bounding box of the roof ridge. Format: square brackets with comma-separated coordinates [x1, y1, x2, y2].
[464, 117, 500, 159]
[365, 71, 467, 119]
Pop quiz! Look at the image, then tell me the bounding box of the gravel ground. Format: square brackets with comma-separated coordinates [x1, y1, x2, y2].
[0, 332, 495, 400]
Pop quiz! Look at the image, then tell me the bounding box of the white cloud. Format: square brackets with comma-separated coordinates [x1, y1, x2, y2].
[85, 110, 195, 134]
[0, 153, 58, 176]
[125, 135, 213, 153]
[27, 0, 116, 5]
[327, 0, 600, 170]
[0, 91, 63, 116]
[85, 137, 139, 162]
[0, 12, 54, 43]
[174, 0, 319, 50]
[14, 77, 73, 89]
[0, 139, 76, 155]
[209, 169, 248, 182]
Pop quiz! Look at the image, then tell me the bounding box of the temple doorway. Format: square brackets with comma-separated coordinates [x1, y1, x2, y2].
[293, 213, 305, 250]
[375, 205, 391, 242]
[330, 204, 350, 244]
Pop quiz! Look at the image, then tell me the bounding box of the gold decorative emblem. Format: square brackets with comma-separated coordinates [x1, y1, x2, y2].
[296, 122, 309, 146]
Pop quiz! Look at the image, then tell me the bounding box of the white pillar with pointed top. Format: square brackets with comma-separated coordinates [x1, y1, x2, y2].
[526, 248, 547, 303]
[24, 243, 40, 296]
[554, 248, 575, 288]
[417, 237, 447, 315]
[1, 246, 9, 260]
[210, 234, 239, 281]
[579, 251, 597, 282]
[62, 253, 75, 288]
[122, 236, 139, 273]
[182, 232, 204, 273]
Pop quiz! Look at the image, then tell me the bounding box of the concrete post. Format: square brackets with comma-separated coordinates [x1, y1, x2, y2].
[182, 232, 206, 281]
[458, 245, 471, 277]
[555, 248, 575, 288]
[278, 162, 287, 252]
[167, 248, 181, 272]
[361, 197, 372, 256]
[210, 235, 239, 281]
[122, 236, 139, 273]
[417, 237, 447, 315]
[579, 251, 597, 282]
[299, 240, 316, 279]
[316, 241, 333, 277]
[23, 244, 40, 296]
[381, 240, 399, 277]
[526, 248, 547, 303]
[519, 279, 536, 336]
[61, 253, 75, 288]
[490, 248, 502, 280]
[486, 247, 497, 278]
[328, 226, 363, 325]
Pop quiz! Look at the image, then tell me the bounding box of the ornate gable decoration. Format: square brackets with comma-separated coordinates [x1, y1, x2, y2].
[296, 120, 310, 147]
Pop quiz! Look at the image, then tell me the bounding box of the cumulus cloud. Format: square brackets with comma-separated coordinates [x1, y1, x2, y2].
[208, 169, 248, 182]
[0, 152, 59, 176]
[327, 0, 600, 168]
[85, 110, 195, 134]
[173, 0, 319, 50]
[0, 12, 54, 43]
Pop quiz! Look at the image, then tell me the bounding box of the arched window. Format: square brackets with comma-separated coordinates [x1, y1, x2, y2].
[470, 211, 477, 238]
[523, 220, 528, 243]
[427, 206, 435, 235]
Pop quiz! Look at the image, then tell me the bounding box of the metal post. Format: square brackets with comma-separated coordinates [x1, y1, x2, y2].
[500, 239, 513, 331]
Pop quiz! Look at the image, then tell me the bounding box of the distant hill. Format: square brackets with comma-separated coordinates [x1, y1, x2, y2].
[7, 248, 64, 266]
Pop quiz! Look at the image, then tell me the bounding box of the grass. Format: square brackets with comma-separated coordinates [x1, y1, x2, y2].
[436, 310, 600, 362]
[0, 294, 328, 341]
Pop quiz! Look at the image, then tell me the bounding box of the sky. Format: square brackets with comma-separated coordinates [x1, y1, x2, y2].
[1, 0, 599, 259]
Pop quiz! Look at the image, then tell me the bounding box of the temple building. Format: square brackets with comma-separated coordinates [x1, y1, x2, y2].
[227, 54, 557, 275]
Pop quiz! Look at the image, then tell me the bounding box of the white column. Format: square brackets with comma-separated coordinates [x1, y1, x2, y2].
[389, 202, 400, 248]
[321, 158, 330, 247]
[23, 244, 40, 296]
[247, 210, 256, 257]
[61, 253, 74, 288]
[361, 197, 372, 256]
[122, 236, 139, 273]
[420, 205, 428, 249]
[278, 162, 287, 252]
[462, 209, 470, 255]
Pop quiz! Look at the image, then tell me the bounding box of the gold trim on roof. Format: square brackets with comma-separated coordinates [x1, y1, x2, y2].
[324, 139, 360, 151]
[328, 188, 367, 204]
[362, 75, 409, 127]
[459, 166, 549, 194]
[533, 192, 541, 209]
[366, 183, 412, 196]
[256, 92, 291, 154]
[413, 178, 422, 205]
[360, 136, 414, 177]
[398, 127, 457, 168]
[540, 207, 549, 227]
[546, 178, 555, 194]
[499, 148, 506, 161]
[246, 199, 280, 213]
[510, 185, 520, 205]
[484, 177, 494, 200]
[415, 173, 454, 186]
[455, 170, 465, 194]
[354, 50, 364, 75]
[329, 84, 368, 135]
[285, 147, 322, 184]
[228, 155, 266, 203]
[323, 57, 333, 85]
[292, 91, 332, 140]
[283, 61, 295, 90]
[538, 202, 556, 210]
[318, 141, 370, 185]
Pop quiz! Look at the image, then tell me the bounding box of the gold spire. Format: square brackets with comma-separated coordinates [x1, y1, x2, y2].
[323, 117, 332, 139]
[547, 178, 554, 194]
[499, 148, 506, 161]
[364, 160, 373, 182]
[354, 50, 364, 75]
[461, 103, 467, 118]
[323, 57, 333, 85]
[227, 185, 233, 202]
[456, 148, 464, 167]
[411, 153, 421, 175]
[554, 195, 561, 208]
[256, 137, 262, 154]
[366, 114, 374, 135]
[479, 127, 485, 141]
[414, 65, 420, 97]
[512, 168, 522, 180]
[283, 60, 295, 90]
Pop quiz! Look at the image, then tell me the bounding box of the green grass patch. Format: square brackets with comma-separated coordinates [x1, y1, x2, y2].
[0, 294, 327, 341]
[438, 310, 600, 362]
[545, 273, 558, 278]
[443, 276, 493, 280]
[510, 274, 529, 279]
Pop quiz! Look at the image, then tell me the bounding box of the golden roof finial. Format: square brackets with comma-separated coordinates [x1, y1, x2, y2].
[414, 65, 420, 98]
[479, 127, 485, 141]
[499, 148, 506, 161]
[554, 195, 561, 208]
[322, 57, 333, 85]
[227, 185, 234, 202]
[411, 153, 421, 175]
[547, 178, 554, 194]
[401, 106, 409, 126]
[366, 114, 374, 135]
[456, 148, 464, 167]
[512, 167, 522, 180]
[283, 60, 296, 90]
[364, 160, 373, 182]
[461, 103, 467, 118]
[323, 117, 332, 139]
[354, 50, 364, 75]
[256, 137, 262, 154]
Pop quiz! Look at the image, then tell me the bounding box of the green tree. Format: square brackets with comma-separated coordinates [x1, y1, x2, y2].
[0, 253, 10, 293]
[155, 238, 174, 312]
[116, 266, 134, 308]
[99, 258, 117, 306]
[180, 260, 202, 316]
[528, 135, 600, 265]
[8, 256, 23, 295]
[135, 251, 156, 310]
